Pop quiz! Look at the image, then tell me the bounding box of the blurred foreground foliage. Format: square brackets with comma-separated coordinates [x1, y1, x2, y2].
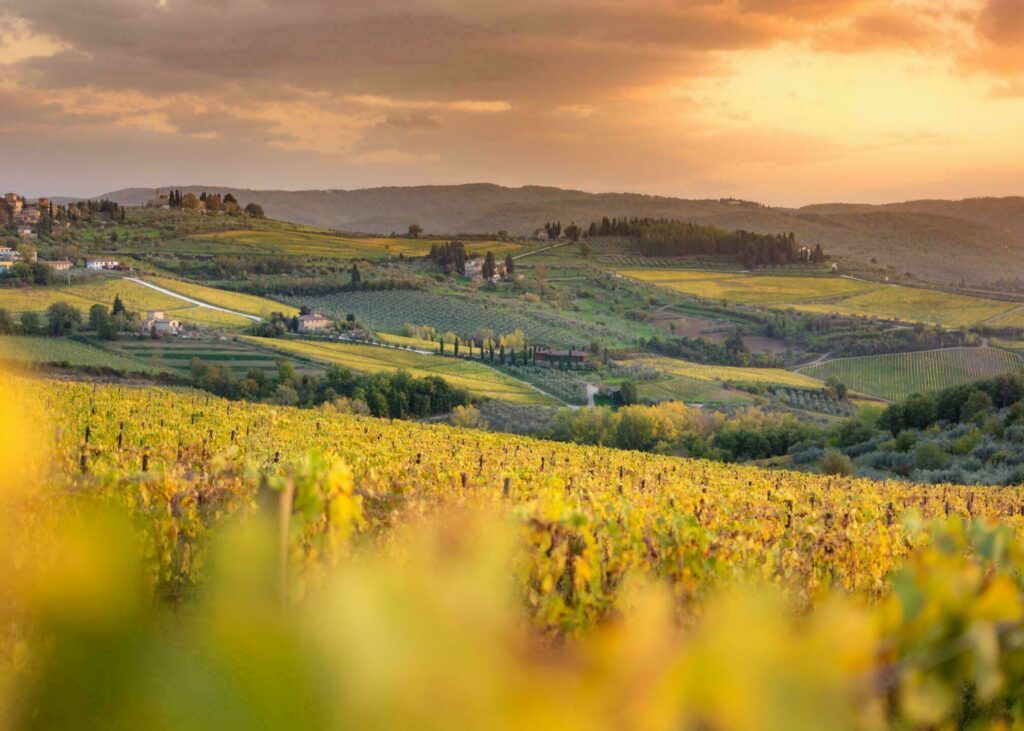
[4, 377, 1024, 728]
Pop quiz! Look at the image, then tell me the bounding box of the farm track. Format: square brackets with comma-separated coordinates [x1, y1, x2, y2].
[124, 277, 263, 321]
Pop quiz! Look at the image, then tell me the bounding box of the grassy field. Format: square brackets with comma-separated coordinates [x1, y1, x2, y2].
[245, 337, 557, 404]
[799, 347, 1024, 401]
[619, 269, 1018, 327]
[796, 286, 1015, 328]
[618, 270, 877, 304]
[0, 336, 162, 372]
[142, 276, 298, 320]
[0, 278, 253, 329]
[189, 229, 525, 260]
[614, 355, 824, 404]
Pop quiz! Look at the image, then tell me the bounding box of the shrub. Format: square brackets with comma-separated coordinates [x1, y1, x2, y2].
[819, 449, 854, 476]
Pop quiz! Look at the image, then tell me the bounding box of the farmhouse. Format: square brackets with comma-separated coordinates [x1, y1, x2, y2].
[146, 190, 170, 208]
[4, 193, 23, 213]
[0, 246, 14, 260]
[297, 312, 333, 333]
[45, 260, 72, 271]
[16, 226, 35, 239]
[86, 258, 120, 270]
[534, 348, 595, 369]
[140, 310, 180, 336]
[0, 261, 13, 274]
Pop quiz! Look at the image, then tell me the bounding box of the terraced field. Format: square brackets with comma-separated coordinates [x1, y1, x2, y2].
[799, 347, 1024, 401]
[108, 338, 318, 377]
[0, 336, 161, 372]
[0, 277, 252, 329]
[245, 337, 557, 404]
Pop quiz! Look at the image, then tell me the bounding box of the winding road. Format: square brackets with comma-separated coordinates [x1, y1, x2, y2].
[124, 277, 263, 321]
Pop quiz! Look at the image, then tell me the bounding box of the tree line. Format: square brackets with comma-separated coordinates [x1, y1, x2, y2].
[189, 360, 470, 419]
[584, 217, 826, 268]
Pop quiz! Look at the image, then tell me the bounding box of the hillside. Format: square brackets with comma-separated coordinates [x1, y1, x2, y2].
[98, 184, 1024, 286]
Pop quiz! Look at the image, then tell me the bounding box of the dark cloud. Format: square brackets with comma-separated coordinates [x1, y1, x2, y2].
[978, 0, 1024, 45]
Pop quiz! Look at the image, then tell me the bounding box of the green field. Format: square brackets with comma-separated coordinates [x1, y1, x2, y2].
[286, 290, 639, 347]
[246, 337, 556, 405]
[619, 269, 1018, 327]
[799, 347, 1024, 401]
[614, 355, 824, 404]
[0, 336, 161, 372]
[0, 278, 253, 329]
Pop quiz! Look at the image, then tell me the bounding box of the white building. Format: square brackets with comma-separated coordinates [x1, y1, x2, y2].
[140, 310, 180, 336]
[16, 226, 35, 239]
[86, 258, 120, 270]
[45, 260, 73, 271]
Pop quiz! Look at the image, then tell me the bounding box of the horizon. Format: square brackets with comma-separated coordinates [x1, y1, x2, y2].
[3, 1, 1024, 204]
[10, 181, 1024, 210]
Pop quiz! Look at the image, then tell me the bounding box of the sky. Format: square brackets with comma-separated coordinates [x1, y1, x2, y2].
[1, 0, 1023, 205]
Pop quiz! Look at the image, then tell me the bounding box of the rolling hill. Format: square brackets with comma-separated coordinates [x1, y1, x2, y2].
[97, 184, 1024, 286]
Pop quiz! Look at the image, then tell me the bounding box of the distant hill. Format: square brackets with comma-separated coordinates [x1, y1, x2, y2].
[98, 184, 1024, 286]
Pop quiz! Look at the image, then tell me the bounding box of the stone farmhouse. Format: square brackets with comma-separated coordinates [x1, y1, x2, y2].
[297, 312, 333, 333]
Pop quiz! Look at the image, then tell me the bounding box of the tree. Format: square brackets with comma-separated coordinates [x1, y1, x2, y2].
[504, 254, 515, 276]
[45, 302, 82, 336]
[244, 203, 265, 218]
[350, 263, 362, 287]
[482, 251, 496, 280]
[180, 194, 201, 211]
[223, 193, 238, 204]
[825, 375, 848, 400]
[578, 240, 591, 258]
[960, 390, 994, 424]
[112, 295, 126, 317]
[408, 224, 423, 238]
[620, 380, 639, 405]
[0, 308, 15, 334]
[564, 222, 582, 242]
[19, 311, 43, 336]
[88, 304, 117, 340]
[450, 404, 487, 430]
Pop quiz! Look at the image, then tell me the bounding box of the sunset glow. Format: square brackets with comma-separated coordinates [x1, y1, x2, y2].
[1, 0, 1022, 201]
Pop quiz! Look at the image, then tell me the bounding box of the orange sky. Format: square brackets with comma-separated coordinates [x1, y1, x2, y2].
[1, 0, 1022, 203]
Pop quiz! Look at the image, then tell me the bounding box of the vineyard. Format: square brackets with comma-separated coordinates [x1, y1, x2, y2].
[795, 286, 1016, 328]
[800, 347, 1024, 401]
[246, 336, 555, 404]
[622, 268, 1018, 327]
[618, 269, 876, 304]
[986, 305, 1024, 329]
[7, 374, 1024, 726]
[285, 290, 638, 347]
[614, 355, 824, 404]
